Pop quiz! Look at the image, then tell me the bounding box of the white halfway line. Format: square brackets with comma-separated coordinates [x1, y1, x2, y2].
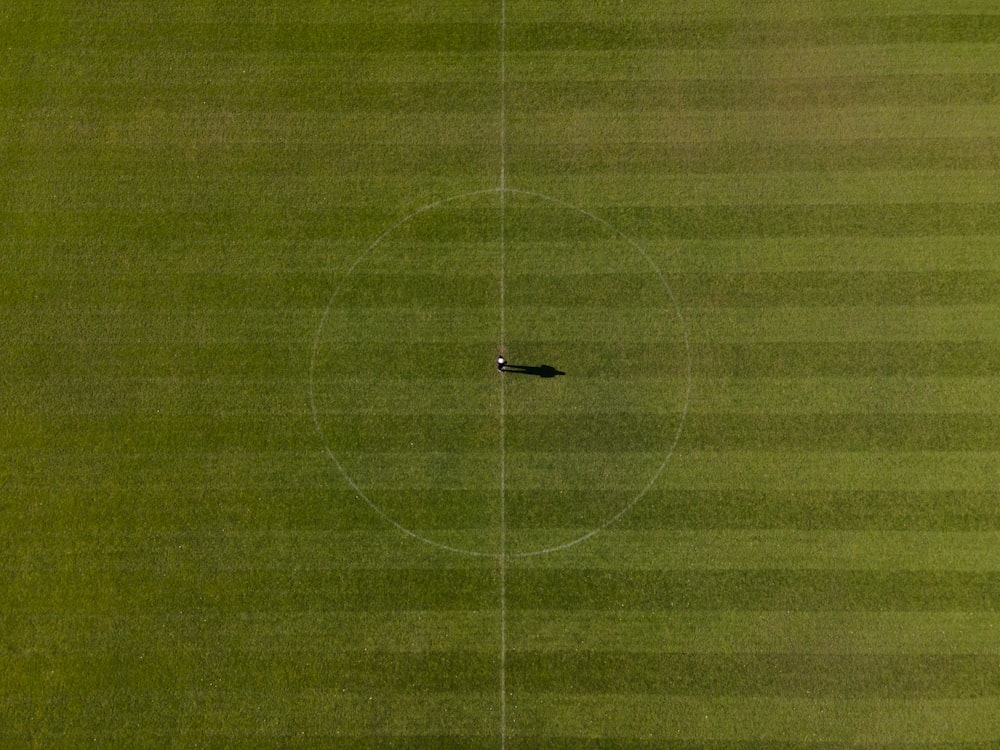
[498, 0, 508, 747]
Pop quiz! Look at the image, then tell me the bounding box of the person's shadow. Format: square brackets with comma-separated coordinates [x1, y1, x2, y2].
[502, 363, 565, 378]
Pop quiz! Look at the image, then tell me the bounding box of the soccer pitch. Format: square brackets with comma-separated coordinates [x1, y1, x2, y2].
[4, 1, 1000, 746]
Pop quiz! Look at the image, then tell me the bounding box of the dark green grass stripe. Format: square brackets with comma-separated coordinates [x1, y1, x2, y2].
[508, 569, 1000, 611]
[510, 652, 1000, 697]
[512, 139, 1000, 173]
[601, 204, 1000, 239]
[4, 650, 495, 694]
[0, 208, 406, 243]
[8, 204, 1000, 240]
[507, 272, 1000, 307]
[7, 569, 496, 612]
[42, 76, 989, 126]
[513, 138, 1000, 172]
[512, 742, 1000, 750]
[0, 143, 496, 179]
[22, 341, 1000, 379]
[697, 343, 1000, 376]
[184, 741, 490, 750]
[18, 138, 996, 175]
[169, 741, 488, 750]
[19, 73, 1000, 111]
[511, 75, 1000, 110]
[600, 489, 1000, 531]
[507, 17, 1000, 50]
[10, 18, 1000, 53]
[6, 21, 501, 53]
[24, 203, 1000, 239]
[2, 80, 501, 113]
[508, 413, 1000, 451]
[3, 415, 495, 452]
[322, 342, 1000, 377]
[19, 269, 995, 310]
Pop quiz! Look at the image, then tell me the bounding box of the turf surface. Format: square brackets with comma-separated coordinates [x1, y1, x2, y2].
[3, 0, 1000, 746]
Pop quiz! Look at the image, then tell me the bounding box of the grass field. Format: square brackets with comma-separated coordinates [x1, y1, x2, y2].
[4, 1, 1000, 746]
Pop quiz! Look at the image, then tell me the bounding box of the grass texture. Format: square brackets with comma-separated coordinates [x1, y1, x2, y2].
[3, 0, 1000, 746]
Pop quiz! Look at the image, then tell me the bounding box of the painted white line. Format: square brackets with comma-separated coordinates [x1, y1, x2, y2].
[499, 0, 507, 193]
[498, 3, 508, 746]
[308, 187, 691, 560]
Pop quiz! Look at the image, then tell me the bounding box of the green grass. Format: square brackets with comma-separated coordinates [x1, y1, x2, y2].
[4, 0, 1000, 746]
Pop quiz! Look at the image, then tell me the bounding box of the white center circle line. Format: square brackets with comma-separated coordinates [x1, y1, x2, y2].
[309, 187, 691, 559]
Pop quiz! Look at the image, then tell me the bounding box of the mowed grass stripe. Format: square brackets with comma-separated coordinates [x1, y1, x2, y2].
[506, 271, 1000, 306]
[507, 569, 1000, 610]
[3, 530, 504, 572]
[512, 44, 1000, 80]
[511, 107, 1000, 142]
[514, 695, 1000, 743]
[25, 341, 1000, 378]
[512, 531, 1000, 571]
[510, 652, 1000, 697]
[51, 267, 982, 312]
[6, 21, 502, 54]
[11, 17, 999, 55]
[511, 75, 1000, 110]
[694, 342, 1000, 376]
[17, 138, 998, 177]
[5, 567, 497, 612]
[3, 650, 496, 694]
[669, 450, 999, 492]
[8, 203, 1000, 242]
[507, 413, 1000, 451]
[685, 377, 1000, 414]
[17, 73, 1000, 111]
[14, 530, 999, 573]
[612, 489, 1000, 531]
[507, 203, 1000, 238]
[506, 450, 998, 493]
[3, 693, 496, 741]
[523, 171, 1000, 206]
[663, 237, 1000, 273]
[512, 611, 1000, 655]
[514, 138, 1000, 172]
[506, 17, 1000, 49]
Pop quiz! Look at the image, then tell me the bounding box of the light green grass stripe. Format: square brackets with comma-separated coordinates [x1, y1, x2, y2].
[320, 307, 497, 342]
[685, 305, 1000, 342]
[520, 171, 1000, 207]
[1, 691, 496, 739]
[7, 108, 498, 146]
[514, 1, 1000, 21]
[686, 377, 1000, 414]
[0, 173, 494, 213]
[226, 610, 498, 652]
[672, 450, 999, 492]
[654, 237, 1000, 273]
[513, 610, 1000, 655]
[510, 106, 1000, 142]
[18, 530, 995, 573]
[323, 305, 680, 342]
[516, 694, 1000, 742]
[92, 375, 990, 418]
[321, 305, 1000, 345]
[496, 237, 1000, 274]
[513, 531, 1000, 571]
[2, 530, 500, 572]
[511, 44, 1000, 80]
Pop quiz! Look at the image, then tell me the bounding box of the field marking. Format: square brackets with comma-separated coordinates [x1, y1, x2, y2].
[499, 0, 507, 193]
[499, 3, 508, 745]
[308, 188, 691, 560]
[309, 188, 505, 559]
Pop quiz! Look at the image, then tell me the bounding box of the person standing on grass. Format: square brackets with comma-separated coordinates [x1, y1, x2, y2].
[497, 355, 506, 372]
